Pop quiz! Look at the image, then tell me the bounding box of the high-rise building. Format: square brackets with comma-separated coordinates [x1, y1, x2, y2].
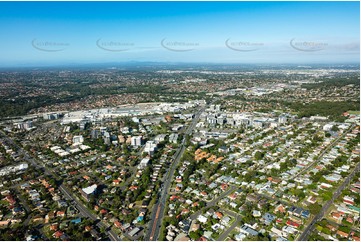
[72, 135, 84, 144]
[131, 136, 143, 146]
[278, 116, 287, 124]
[80, 184, 97, 202]
[138, 158, 150, 169]
[16, 121, 33, 130]
[169, 133, 179, 144]
[144, 141, 157, 155]
[215, 105, 221, 112]
[43, 113, 60, 120]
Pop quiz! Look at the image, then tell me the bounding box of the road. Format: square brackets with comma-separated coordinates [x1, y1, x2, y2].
[215, 207, 245, 241]
[189, 186, 237, 221]
[14, 186, 33, 226]
[298, 161, 360, 241]
[266, 124, 356, 204]
[217, 220, 239, 241]
[59, 185, 120, 241]
[290, 124, 354, 181]
[144, 103, 209, 241]
[0, 131, 120, 241]
[257, 192, 293, 208]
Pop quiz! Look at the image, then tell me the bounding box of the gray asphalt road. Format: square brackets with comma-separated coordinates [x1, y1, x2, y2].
[0, 131, 120, 241]
[217, 215, 241, 241]
[189, 186, 237, 221]
[290, 124, 354, 181]
[144, 104, 208, 241]
[298, 162, 360, 241]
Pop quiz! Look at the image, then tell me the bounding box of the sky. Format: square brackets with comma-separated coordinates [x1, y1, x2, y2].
[0, 1, 359, 67]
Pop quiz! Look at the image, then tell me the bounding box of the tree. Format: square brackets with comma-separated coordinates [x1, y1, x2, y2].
[308, 203, 322, 215]
[338, 225, 351, 234]
[323, 228, 331, 235]
[321, 191, 332, 201]
[254, 151, 263, 161]
[331, 125, 339, 132]
[189, 231, 201, 240]
[316, 225, 323, 232]
[164, 216, 178, 226]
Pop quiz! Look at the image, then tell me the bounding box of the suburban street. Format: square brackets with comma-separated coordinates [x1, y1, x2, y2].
[144, 104, 209, 240]
[290, 124, 355, 181]
[0, 131, 120, 241]
[0, 3, 359, 241]
[298, 161, 360, 241]
[189, 186, 237, 221]
[217, 209, 242, 241]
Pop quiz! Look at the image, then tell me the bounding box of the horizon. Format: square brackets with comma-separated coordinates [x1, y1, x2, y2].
[0, 61, 360, 71]
[0, 1, 359, 67]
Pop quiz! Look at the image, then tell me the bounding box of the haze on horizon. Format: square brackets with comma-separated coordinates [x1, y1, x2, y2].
[0, 1, 359, 67]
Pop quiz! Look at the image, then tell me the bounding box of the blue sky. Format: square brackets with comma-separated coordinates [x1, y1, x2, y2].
[0, 1, 359, 67]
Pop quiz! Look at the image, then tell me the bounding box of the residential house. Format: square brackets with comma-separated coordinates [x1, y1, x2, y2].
[262, 213, 276, 225]
[198, 215, 207, 224]
[221, 216, 231, 226]
[336, 230, 349, 238]
[53, 231, 63, 239]
[240, 225, 258, 236]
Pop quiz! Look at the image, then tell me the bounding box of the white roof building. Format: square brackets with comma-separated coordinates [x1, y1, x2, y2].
[82, 184, 97, 195]
[197, 215, 208, 223]
[235, 233, 247, 241]
[138, 158, 150, 169]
